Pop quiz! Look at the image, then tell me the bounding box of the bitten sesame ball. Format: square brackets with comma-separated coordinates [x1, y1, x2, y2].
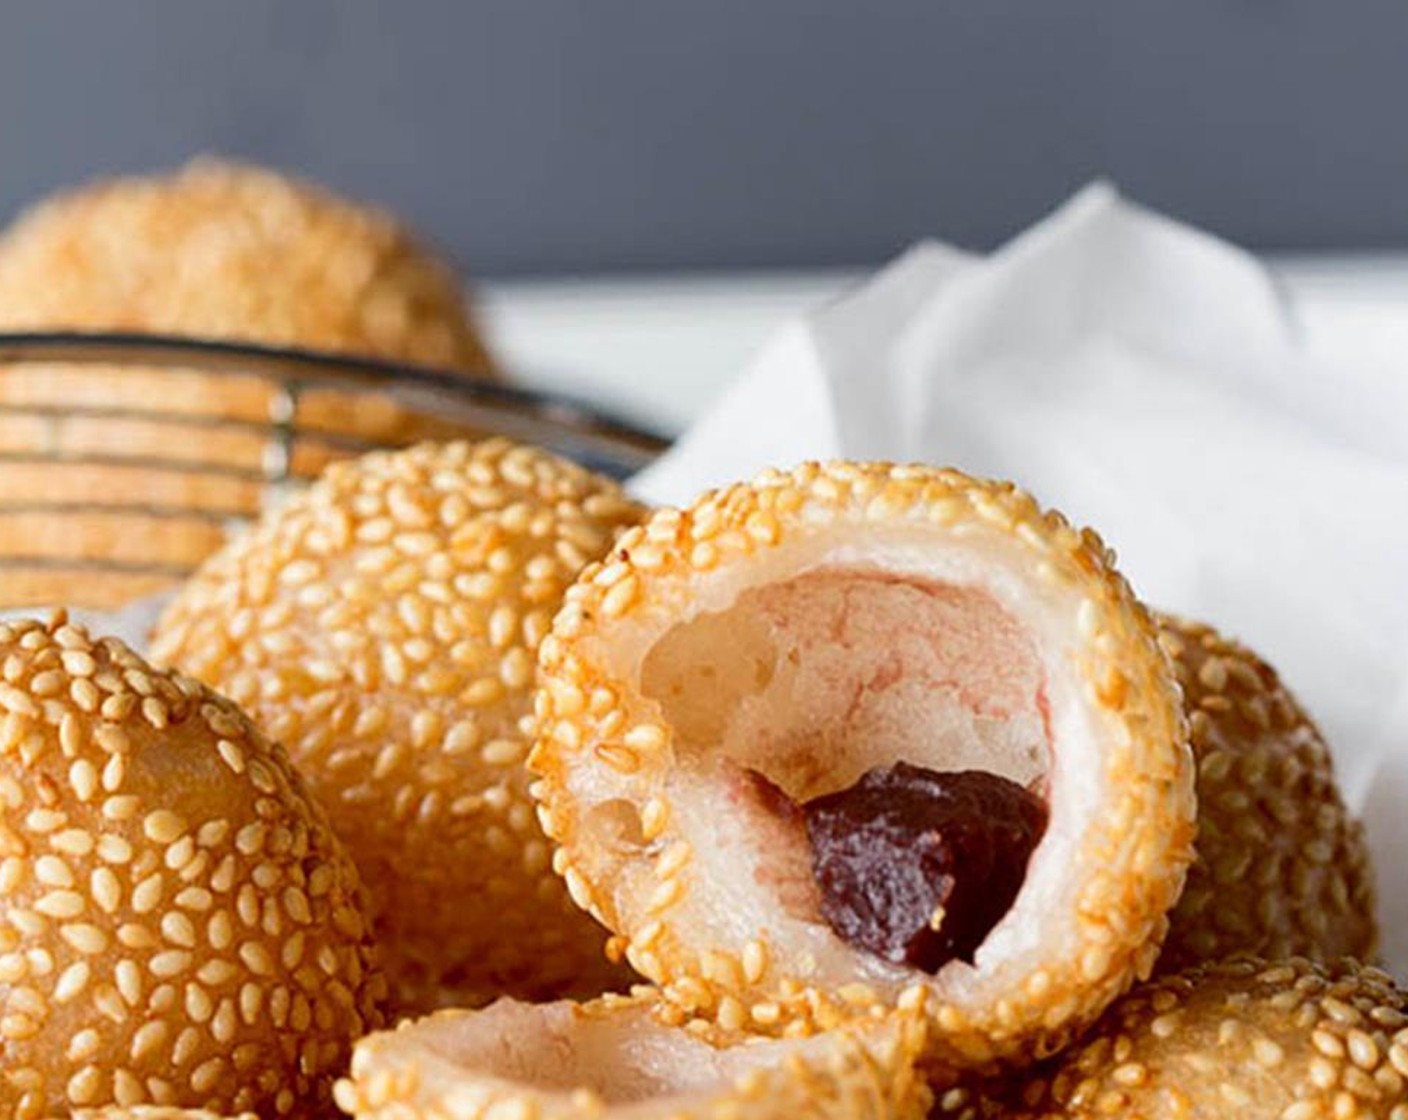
[0, 157, 492, 373]
[947, 957, 1408, 1119]
[0, 615, 385, 1120]
[530, 460, 1195, 1072]
[151, 439, 648, 1011]
[1157, 615, 1378, 972]
[336, 992, 934, 1120]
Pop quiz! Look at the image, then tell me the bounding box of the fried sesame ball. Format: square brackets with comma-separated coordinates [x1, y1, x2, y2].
[0, 158, 492, 372]
[946, 957, 1408, 1119]
[530, 460, 1195, 1072]
[0, 159, 495, 609]
[336, 993, 934, 1120]
[0, 614, 385, 1120]
[151, 439, 648, 1011]
[1157, 616, 1377, 973]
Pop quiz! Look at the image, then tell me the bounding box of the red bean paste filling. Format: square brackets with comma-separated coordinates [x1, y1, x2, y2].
[795, 761, 1047, 973]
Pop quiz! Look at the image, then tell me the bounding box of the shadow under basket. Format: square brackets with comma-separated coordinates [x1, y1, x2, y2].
[0, 332, 667, 610]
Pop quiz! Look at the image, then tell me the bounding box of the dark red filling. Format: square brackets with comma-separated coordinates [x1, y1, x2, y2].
[802, 762, 1047, 973]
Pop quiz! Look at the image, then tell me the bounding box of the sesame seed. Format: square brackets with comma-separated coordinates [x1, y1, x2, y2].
[54, 961, 91, 1001]
[35, 889, 85, 918]
[59, 922, 109, 955]
[34, 854, 74, 888]
[143, 809, 187, 844]
[132, 873, 165, 914]
[95, 834, 132, 862]
[68, 1028, 101, 1063]
[186, 981, 215, 1022]
[1347, 1029, 1381, 1070]
[91, 867, 122, 913]
[149, 949, 194, 978]
[216, 738, 247, 774]
[161, 911, 198, 947]
[115, 958, 142, 1005]
[66, 1065, 103, 1106]
[239, 940, 275, 975]
[112, 1068, 143, 1106]
[102, 795, 139, 821]
[742, 940, 769, 985]
[61, 650, 97, 678]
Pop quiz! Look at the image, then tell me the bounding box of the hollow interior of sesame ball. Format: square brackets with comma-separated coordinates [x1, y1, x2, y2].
[416, 1000, 809, 1104]
[638, 567, 1053, 967]
[642, 568, 1051, 799]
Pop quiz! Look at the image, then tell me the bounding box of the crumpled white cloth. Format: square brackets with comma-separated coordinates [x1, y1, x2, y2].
[635, 183, 1408, 970]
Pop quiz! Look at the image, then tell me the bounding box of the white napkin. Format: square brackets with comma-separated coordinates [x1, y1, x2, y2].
[636, 183, 1408, 970]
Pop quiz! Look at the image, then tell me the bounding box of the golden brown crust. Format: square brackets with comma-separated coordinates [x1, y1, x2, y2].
[0, 158, 491, 373]
[956, 957, 1408, 1119]
[0, 614, 385, 1120]
[337, 992, 935, 1120]
[151, 439, 647, 1012]
[1156, 615, 1377, 972]
[530, 460, 1195, 1070]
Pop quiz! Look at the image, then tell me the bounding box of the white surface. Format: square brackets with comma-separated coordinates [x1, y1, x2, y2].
[483, 256, 1408, 439]
[482, 272, 856, 435]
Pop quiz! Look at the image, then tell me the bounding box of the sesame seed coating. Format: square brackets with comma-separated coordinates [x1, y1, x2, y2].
[152, 439, 647, 1011]
[949, 957, 1408, 1119]
[0, 158, 492, 373]
[1156, 616, 1378, 972]
[337, 991, 934, 1120]
[0, 614, 384, 1120]
[530, 460, 1195, 1071]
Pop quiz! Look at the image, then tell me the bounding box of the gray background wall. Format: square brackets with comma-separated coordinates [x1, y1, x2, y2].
[1, 1, 1404, 276]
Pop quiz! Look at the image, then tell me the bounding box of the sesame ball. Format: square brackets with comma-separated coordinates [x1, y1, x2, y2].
[530, 460, 1195, 1071]
[0, 614, 385, 1120]
[151, 439, 648, 1011]
[0, 157, 492, 373]
[954, 957, 1408, 1119]
[337, 993, 934, 1120]
[1157, 615, 1378, 972]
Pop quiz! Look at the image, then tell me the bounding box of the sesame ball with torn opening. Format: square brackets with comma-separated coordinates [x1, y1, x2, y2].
[151, 439, 648, 1012]
[0, 614, 384, 1120]
[338, 991, 935, 1120]
[530, 460, 1196, 1073]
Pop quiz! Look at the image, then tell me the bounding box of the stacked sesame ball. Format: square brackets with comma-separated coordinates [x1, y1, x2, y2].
[0, 615, 383, 1119]
[0, 160, 497, 610]
[0, 161, 1388, 1119]
[152, 439, 645, 1012]
[125, 447, 1390, 1119]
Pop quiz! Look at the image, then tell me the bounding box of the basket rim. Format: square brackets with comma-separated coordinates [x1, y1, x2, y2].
[0, 329, 671, 464]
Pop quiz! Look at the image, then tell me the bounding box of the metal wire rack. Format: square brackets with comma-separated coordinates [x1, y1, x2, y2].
[0, 332, 668, 609]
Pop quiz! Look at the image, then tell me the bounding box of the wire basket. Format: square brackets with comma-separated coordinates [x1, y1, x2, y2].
[0, 332, 667, 610]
